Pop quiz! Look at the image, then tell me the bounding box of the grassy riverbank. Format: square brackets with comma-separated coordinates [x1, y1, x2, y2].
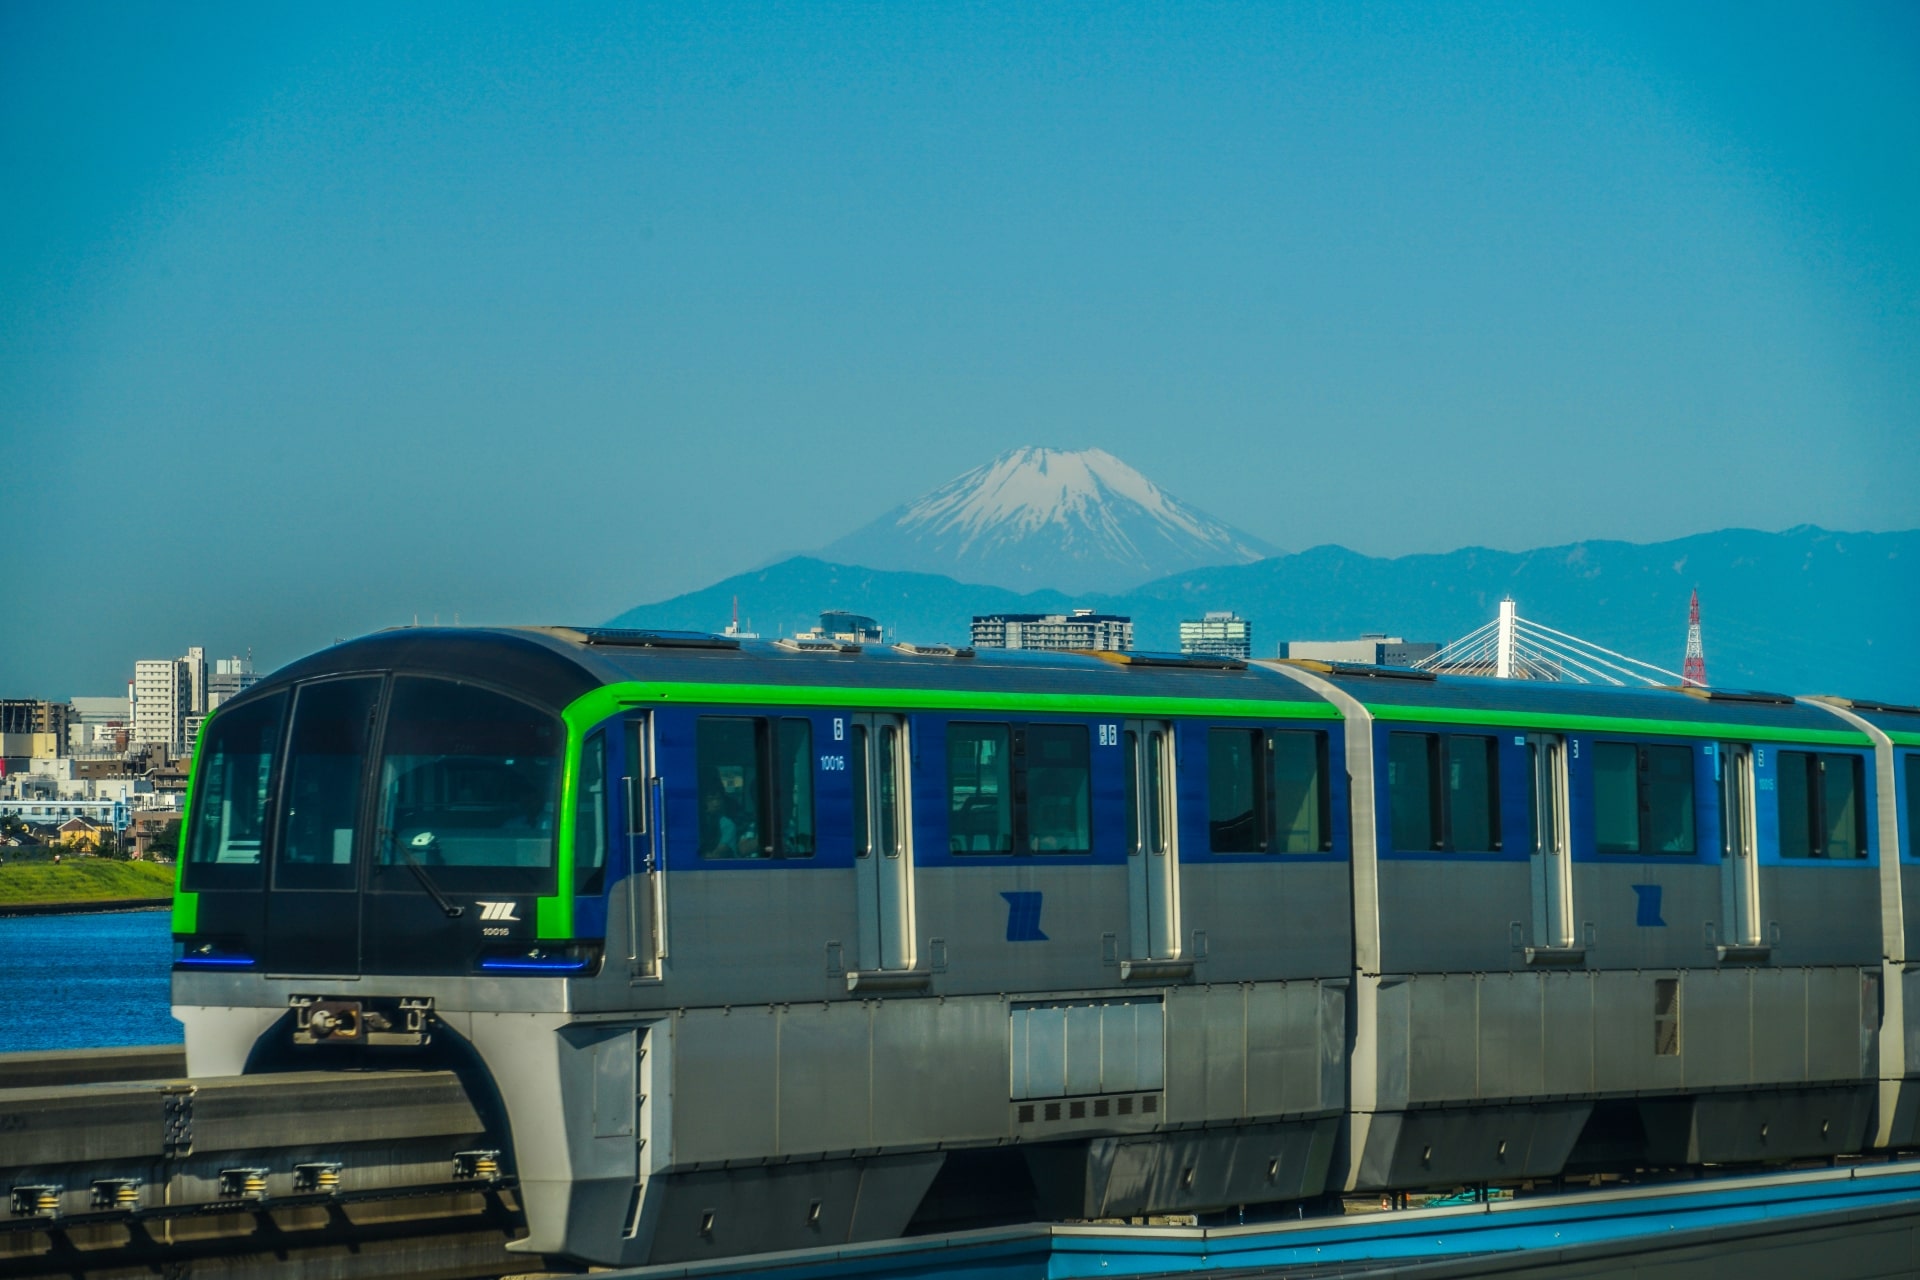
[0, 858, 176, 907]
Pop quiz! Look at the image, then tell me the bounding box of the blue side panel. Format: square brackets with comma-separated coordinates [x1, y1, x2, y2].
[655, 706, 857, 872]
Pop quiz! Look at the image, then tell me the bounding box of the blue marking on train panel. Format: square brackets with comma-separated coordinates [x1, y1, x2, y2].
[1002, 891, 1049, 942]
[1632, 884, 1666, 927]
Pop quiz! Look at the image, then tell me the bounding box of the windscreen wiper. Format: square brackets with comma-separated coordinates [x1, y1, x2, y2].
[395, 831, 464, 918]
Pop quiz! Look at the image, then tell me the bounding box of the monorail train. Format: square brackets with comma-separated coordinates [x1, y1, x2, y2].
[169, 626, 1920, 1267]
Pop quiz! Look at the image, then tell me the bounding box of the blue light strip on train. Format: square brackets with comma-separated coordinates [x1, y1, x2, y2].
[175, 955, 256, 968]
[478, 956, 592, 973]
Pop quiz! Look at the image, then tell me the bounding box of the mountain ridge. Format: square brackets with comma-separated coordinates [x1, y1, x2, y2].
[608, 524, 1920, 704]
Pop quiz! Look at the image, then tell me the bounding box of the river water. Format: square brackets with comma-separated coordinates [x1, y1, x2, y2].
[0, 909, 179, 1053]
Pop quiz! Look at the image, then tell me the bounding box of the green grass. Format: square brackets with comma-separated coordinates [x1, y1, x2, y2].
[0, 857, 176, 906]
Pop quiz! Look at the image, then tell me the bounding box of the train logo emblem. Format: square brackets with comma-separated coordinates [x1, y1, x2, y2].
[1001, 891, 1048, 942]
[477, 901, 522, 922]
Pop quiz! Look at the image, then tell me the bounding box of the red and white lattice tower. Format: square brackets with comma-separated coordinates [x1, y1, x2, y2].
[1681, 589, 1708, 687]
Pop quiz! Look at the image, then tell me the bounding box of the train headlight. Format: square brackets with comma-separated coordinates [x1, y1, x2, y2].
[476, 941, 601, 975]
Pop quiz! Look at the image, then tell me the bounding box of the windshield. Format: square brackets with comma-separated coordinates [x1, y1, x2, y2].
[182, 692, 286, 890]
[373, 676, 562, 894]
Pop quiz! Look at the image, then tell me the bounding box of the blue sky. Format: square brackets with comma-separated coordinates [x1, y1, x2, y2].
[3, 2, 1915, 696]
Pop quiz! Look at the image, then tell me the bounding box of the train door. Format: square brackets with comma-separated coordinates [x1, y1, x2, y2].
[262, 675, 382, 974]
[1123, 720, 1180, 960]
[852, 713, 915, 971]
[625, 714, 663, 978]
[1718, 743, 1761, 949]
[1527, 733, 1575, 953]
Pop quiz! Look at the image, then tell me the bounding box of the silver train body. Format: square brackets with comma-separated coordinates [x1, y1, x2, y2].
[168, 628, 1920, 1266]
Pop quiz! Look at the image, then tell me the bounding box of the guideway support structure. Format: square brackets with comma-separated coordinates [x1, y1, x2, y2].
[0, 1053, 527, 1278]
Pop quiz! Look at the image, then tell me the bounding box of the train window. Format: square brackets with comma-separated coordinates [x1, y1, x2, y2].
[182, 691, 286, 890]
[1593, 742, 1640, 853]
[851, 724, 871, 855]
[1388, 733, 1439, 852]
[876, 724, 901, 856]
[1209, 728, 1267, 852]
[1389, 732, 1499, 853]
[693, 716, 815, 859]
[776, 719, 816, 856]
[277, 677, 383, 891]
[1777, 751, 1867, 859]
[1644, 745, 1695, 854]
[1595, 741, 1695, 856]
[1027, 725, 1091, 854]
[949, 723, 1014, 853]
[574, 731, 607, 895]
[1447, 735, 1501, 852]
[1272, 730, 1331, 853]
[375, 678, 563, 887]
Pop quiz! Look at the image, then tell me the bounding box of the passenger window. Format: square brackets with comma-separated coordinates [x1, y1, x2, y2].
[1446, 735, 1500, 852]
[1644, 744, 1695, 854]
[376, 677, 564, 885]
[1209, 728, 1267, 852]
[278, 677, 383, 890]
[1593, 741, 1640, 854]
[1388, 732, 1438, 852]
[183, 691, 286, 890]
[1778, 751, 1867, 859]
[696, 717, 767, 858]
[776, 719, 815, 856]
[1026, 725, 1090, 854]
[948, 723, 1013, 853]
[1594, 741, 1695, 855]
[694, 716, 814, 859]
[1271, 730, 1330, 853]
[575, 731, 607, 895]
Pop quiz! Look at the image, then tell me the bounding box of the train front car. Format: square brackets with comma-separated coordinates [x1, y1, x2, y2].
[1264, 661, 1883, 1190]
[172, 628, 1359, 1268]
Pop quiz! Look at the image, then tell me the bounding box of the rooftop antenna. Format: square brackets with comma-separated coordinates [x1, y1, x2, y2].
[1682, 589, 1708, 688]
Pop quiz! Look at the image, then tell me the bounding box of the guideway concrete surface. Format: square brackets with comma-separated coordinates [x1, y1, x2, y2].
[8, 1044, 1920, 1279]
[0, 1047, 525, 1279]
[595, 1162, 1920, 1280]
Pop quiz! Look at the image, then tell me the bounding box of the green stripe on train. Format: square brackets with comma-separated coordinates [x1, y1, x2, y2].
[1365, 703, 1870, 745]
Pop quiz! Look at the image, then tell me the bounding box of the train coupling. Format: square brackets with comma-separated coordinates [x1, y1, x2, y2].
[291, 995, 435, 1047]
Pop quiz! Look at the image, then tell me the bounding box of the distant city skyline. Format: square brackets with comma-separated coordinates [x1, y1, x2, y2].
[5, 3, 1915, 696]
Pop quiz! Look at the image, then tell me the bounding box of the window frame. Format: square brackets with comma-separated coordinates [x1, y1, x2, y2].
[1385, 730, 1503, 854]
[1775, 749, 1869, 860]
[694, 714, 816, 860]
[946, 719, 1095, 857]
[1590, 738, 1698, 858]
[1207, 725, 1334, 856]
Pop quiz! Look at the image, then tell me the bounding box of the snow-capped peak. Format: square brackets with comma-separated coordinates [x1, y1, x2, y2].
[820, 447, 1279, 593]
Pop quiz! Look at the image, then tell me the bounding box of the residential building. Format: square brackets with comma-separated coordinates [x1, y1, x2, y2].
[971, 609, 1133, 652]
[1279, 634, 1440, 667]
[1179, 611, 1253, 660]
[133, 659, 188, 752]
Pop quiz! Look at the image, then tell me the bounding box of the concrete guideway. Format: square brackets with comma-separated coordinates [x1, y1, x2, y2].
[0, 1047, 527, 1278]
[596, 1160, 1920, 1280]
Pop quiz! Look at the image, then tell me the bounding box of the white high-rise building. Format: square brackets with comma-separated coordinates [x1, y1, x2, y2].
[132, 659, 191, 752]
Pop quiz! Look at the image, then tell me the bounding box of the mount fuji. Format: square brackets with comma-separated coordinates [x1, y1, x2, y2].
[818, 447, 1280, 593]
